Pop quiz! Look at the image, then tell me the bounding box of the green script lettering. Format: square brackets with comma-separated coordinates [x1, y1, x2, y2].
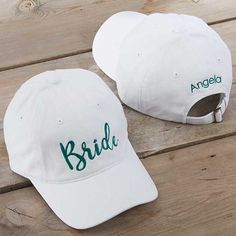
[59, 122, 119, 171]
[191, 75, 222, 93]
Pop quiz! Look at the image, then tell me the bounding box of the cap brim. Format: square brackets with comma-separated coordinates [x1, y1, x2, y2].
[93, 11, 146, 82]
[31, 141, 158, 229]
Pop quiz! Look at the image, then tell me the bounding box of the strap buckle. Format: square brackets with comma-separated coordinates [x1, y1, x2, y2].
[214, 107, 222, 123]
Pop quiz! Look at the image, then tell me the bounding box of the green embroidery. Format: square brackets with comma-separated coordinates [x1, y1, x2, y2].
[191, 75, 222, 93]
[94, 139, 102, 156]
[112, 136, 119, 147]
[59, 141, 87, 171]
[60, 122, 119, 171]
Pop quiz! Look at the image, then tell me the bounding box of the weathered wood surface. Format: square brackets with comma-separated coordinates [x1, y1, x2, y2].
[0, 19, 236, 193]
[1, 135, 236, 236]
[0, 0, 235, 71]
[0, 0, 236, 235]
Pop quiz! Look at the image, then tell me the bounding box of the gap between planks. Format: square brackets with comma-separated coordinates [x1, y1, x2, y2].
[0, 48, 91, 73]
[141, 131, 236, 159]
[208, 16, 236, 25]
[0, 17, 234, 73]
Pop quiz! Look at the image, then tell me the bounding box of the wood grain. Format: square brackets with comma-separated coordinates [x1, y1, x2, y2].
[0, 0, 235, 71]
[0, 0, 235, 234]
[1, 135, 236, 236]
[0, 20, 236, 193]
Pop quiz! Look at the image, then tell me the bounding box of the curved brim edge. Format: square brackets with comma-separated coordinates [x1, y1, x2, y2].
[31, 141, 158, 229]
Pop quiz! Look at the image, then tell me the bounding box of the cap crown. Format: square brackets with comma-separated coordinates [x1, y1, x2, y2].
[4, 69, 127, 183]
[116, 13, 232, 123]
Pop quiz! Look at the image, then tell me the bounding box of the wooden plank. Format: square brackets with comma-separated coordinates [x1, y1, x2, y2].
[213, 21, 236, 65]
[0, 20, 236, 193]
[1, 135, 236, 235]
[0, 0, 236, 71]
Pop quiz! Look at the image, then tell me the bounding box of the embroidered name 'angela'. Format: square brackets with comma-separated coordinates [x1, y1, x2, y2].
[191, 75, 222, 93]
[60, 122, 119, 171]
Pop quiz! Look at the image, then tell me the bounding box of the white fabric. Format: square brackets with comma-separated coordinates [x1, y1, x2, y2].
[93, 11, 146, 81]
[4, 69, 158, 229]
[32, 141, 157, 229]
[93, 12, 233, 124]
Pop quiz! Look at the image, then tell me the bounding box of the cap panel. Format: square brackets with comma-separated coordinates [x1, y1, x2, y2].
[93, 11, 146, 81]
[116, 13, 232, 123]
[116, 14, 189, 121]
[4, 71, 55, 179]
[4, 69, 128, 183]
[141, 27, 231, 123]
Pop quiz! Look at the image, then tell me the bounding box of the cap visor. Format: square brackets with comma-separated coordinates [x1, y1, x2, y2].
[93, 11, 146, 82]
[31, 141, 158, 229]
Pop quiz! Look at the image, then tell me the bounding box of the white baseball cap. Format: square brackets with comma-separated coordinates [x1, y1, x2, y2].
[93, 12, 233, 124]
[3, 69, 158, 229]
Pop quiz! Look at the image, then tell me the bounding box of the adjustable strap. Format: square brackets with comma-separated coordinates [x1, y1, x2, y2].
[186, 97, 226, 125]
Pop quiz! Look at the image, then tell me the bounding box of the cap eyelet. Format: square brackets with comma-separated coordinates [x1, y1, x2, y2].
[58, 119, 63, 125]
[174, 72, 179, 78]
